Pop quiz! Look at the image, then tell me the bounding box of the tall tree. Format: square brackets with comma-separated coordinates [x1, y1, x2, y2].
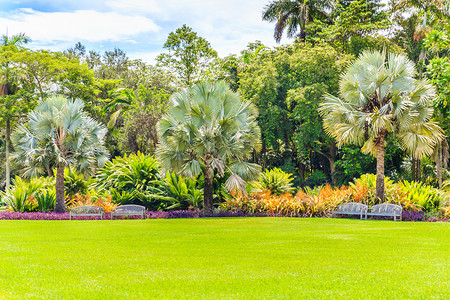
[262, 0, 333, 42]
[393, 0, 449, 27]
[13, 96, 108, 212]
[0, 33, 31, 192]
[424, 29, 450, 188]
[320, 50, 443, 200]
[157, 25, 217, 86]
[156, 81, 261, 212]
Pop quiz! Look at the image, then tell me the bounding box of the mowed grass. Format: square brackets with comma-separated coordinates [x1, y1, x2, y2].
[0, 218, 449, 299]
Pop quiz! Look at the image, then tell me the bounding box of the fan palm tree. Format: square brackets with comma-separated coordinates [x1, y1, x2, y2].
[13, 95, 109, 212]
[0, 33, 31, 192]
[262, 0, 333, 42]
[156, 81, 262, 212]
[319, 50, 443, 201]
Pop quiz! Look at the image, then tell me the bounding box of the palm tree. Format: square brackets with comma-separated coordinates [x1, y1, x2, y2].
[262, 0, 333, 42]
[319, 50, 443, 201]
[104, 88, 135, 128]
[394, 0, 449, 27]
[0, 33, 31, 192]
[13, 95, 109, 212]
[156, 81, 262, 212]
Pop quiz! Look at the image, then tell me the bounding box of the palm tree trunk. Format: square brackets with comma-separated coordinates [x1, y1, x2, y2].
[299, 29, 306, 41]
[376, 135, 386, 201]
[55, 163, 65, 213]
[5, 118, 10, 192]
[203, 164, 214, 213]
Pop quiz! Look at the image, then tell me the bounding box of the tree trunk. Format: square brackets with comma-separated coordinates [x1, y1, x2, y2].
[203, 164, 214, 213]
[416, 160, 421, 181]
[329, 142, 336, 185]
[54, 163, 65, 213]
[299, 29, 306, 42]
[437, 143, 443, 189]
[376, 136, 386, 202]
[5, 118, 10, 192]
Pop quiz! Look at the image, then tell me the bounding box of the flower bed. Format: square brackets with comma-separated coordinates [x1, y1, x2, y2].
[0, 210, 271, 220]
[0, 210, 447, 221]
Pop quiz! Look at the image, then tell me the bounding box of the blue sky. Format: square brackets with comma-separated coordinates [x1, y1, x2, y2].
[0, 0, 282, 63]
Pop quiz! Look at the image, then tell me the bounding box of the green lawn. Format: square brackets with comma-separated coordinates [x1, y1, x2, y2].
[0, 218, 449, 299]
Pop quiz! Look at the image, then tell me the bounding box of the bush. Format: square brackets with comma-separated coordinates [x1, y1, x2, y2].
[162, 172, 203, 210]
[252, 168, 294, 195]
[1, 176, 54, 212]
[35, 189, 56, 212]
[222, 174, 450, 217]
[399, 181, 445, 212]
[67, 194, 118, 213]
[64, 169, 91, 197]
[222, 184, 350, 217]
[92, 152, 165, 209]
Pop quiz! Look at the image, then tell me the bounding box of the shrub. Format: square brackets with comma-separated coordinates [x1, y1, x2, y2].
[35, 189, 56, 212]
[64, 169, 91, 197]
[67, 194, 118, 213]
[1, 176, 54, 212]
[399, 181, 445, 212]
[92, 152, 165, 209]
[252, 168, 294, 195]
[163, 172, 203, 210]
[222, 184, 350, 217]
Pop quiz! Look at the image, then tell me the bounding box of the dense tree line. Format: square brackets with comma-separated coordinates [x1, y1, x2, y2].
[2, 0, 450, 195]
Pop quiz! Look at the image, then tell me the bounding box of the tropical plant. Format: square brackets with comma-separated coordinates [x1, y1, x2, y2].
[156, 81, 262, 212]
[400, 180, 445, 212]
[262, 0, 333, 42]
[252, 168, 294, 195]
[104, 88, 135, 128]
[92, 152, 166, 209]
[67, 194, 118, 213]
[0, 176, 54, 212]
[393, 0, 449, 27]
[320, 50, 443, 201]
[34, 189, 56, 212]
[13, 95, 109, 212]
[64, 168, 91, 197]
[0, 33, 31, 192]
[162, 172, 203, 210]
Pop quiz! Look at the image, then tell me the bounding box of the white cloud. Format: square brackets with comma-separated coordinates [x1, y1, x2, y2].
[105, 0, 160, 14]
[0, 0, 287, 62]
[0, 8, 159, 43]
[149, 0, 281, 57]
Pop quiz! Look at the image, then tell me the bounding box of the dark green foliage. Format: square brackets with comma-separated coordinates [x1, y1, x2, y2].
[92, 152, 166, 210]
[64, 169, 90, 197]
[334, 146, 376, 185]
[239, 43, 353, 184]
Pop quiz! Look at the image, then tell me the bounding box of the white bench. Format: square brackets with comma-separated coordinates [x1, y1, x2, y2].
[70, 205, 104, 220]
[366, 203, 402, 221]
[111, 204, 146, 219]
[332, 202, 368, 220]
